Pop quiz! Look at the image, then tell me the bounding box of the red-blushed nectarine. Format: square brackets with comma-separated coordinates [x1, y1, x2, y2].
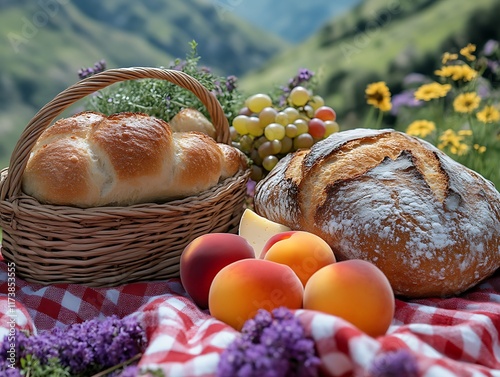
[303, 259, 395, 338]
[262, 231, 336, 286]
[208, 258, 304, 331]
[180, 233, 255, 309]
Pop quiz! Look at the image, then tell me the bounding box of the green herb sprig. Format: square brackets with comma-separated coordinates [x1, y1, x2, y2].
[84, 41, 243, 125]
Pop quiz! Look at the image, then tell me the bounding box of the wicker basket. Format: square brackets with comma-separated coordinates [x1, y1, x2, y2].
[0, 67, 250, 287]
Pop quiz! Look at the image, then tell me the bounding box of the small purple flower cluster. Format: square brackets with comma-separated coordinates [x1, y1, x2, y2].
[110, 365, 139, 377]
[211, 75, 238, 97]
[278, 68, 315, 106]
[287, 68, 315, 90]
[225, 75, 238, 93]
[484, 40, 500, 76]
[0, 315, 146, 376]
[0, 361, 21, 377]
[217, 307, 320, 377]
[369, 349, 419, 377]
[390, 89, 423, 116]
[78, 59, 107, 80]
[164, 56, 238, 112]
[169, 59, 188, 72]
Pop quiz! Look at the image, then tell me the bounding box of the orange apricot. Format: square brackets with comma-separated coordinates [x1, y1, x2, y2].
[208, 258, 303, 331]
[303, 259, 395, 337]
[262, 231, 336, 286]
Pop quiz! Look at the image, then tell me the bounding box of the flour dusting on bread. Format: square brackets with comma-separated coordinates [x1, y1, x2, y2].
[254, 128, 500, 298]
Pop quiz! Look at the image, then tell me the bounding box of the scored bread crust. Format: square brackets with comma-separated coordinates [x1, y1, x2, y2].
[254, 128, 500, 298]
[22, 111, 247, 207]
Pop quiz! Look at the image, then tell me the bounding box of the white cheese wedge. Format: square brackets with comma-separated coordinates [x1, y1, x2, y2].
[238, 209, 291, 258]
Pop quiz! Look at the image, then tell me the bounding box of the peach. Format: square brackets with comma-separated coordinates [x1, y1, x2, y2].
[303, 259, 395, 337]
[180, 233, 254, 309]
[208, 258, 303, 331]
[262, 231, 336, 286]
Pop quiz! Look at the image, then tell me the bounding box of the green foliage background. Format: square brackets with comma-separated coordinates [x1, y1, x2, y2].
[0, 0, 286, 169]
[1, 0, 500, 187]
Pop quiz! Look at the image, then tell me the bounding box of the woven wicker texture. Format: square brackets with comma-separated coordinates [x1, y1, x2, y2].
[0, 68, 250, 287]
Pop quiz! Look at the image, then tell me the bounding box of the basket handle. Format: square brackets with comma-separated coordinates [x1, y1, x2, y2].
[0, 67, 231, 201]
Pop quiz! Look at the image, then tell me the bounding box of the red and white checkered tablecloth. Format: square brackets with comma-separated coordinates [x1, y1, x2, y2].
[1, 256, 500, 377]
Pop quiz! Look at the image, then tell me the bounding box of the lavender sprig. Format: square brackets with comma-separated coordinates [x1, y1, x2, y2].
[276, 68, 316, 107]
[78, 59, 107, 80]
[217, 307, 320, 377]
[369, 349, 419, 377]
[287, 68, 315, 90]
[0, 315, 146, 377]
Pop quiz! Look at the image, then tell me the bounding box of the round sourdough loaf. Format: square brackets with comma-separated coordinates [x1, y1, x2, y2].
[254, 128, 500, 298]
[21, 111, 246, 208]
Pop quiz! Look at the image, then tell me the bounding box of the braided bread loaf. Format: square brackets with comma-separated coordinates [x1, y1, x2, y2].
[22, 111, 246, 207]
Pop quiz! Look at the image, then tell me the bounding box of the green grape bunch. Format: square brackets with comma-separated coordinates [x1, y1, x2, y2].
[231, 84, 339, 182]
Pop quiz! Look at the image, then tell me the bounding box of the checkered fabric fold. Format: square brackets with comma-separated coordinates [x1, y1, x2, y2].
[1, 260, 500, 377]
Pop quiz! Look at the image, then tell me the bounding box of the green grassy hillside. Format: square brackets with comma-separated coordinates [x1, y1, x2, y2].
[2, 0, 499, 172]
[0, 0, 287, 169]
[238, 0, 499, 127]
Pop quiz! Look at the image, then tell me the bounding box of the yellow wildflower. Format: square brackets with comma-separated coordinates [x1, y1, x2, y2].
[476, 105, 500, 123]
[365, 81, 392, 112]
[438, 129, 463, 150]
[434, 65, 477, 82]
[450, 142, 469, 156]
[406, 120, 436, 138]
[453, 92, 481, 113]
[439, 129, 472, 155]
[460, 65, 479, 82]
[378, 98, 392, 112]
[460, 43, 476, 61]
[442, 52, 458, 64]
[414, 82, 451, 101]
[458, 129, 473, 137]
[435, 66, 452, 78]
[474, 144, 487, 153]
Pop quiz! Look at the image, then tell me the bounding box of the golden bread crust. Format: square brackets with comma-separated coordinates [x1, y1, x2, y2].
[22, 138, 102, 206]
[169, 108, 217, 139]
[22, 111, 243, 207]
[218, 143, 248, 179]
[89, 112, 173, 180]
[170, 132, 223, 196]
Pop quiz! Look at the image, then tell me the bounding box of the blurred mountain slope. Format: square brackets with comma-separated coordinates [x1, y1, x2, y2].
[228, 0, 363, 42]
[0, 0, 287, 168]
[238, 0, 500, 127]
